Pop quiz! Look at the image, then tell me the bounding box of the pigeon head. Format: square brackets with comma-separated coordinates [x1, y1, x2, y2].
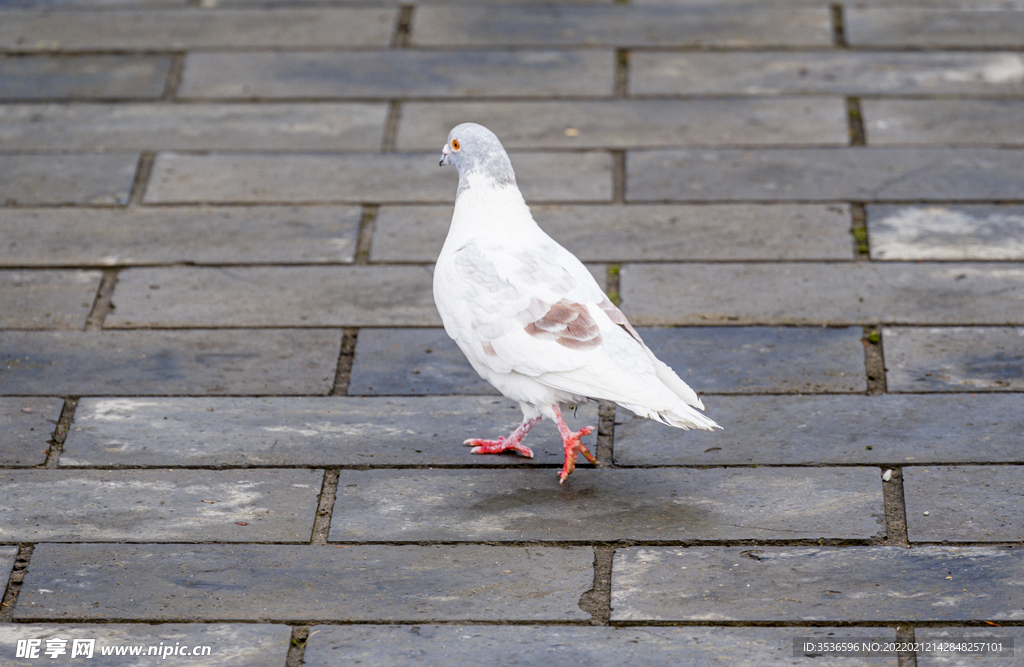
[439, 123, 516, 187]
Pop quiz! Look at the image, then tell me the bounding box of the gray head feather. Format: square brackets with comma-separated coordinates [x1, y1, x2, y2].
[441, 123, 517, 194]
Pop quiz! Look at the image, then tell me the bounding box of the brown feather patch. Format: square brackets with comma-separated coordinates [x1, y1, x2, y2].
[599, 296, 643, 345]
[525, 299, 601, 350]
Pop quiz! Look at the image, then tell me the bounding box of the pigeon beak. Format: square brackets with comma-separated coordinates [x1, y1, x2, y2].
[439, 143, 451, 167]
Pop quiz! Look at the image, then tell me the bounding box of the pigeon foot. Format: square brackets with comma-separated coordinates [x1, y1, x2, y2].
[464, 415, 541, 459]
[552, 404, 597, 483]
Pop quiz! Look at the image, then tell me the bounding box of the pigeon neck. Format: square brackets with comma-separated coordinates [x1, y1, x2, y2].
[447, 172, 536, 244]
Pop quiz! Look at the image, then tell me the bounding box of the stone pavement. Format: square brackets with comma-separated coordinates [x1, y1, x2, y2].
[1, 0, 1023, 665]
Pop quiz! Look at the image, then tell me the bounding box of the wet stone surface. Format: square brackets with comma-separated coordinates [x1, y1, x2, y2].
[0, 330, 340, 396]
[867, 204, 1024, 261]
[0, 625, 292, 667]
[904, 466, 1024, 542]
[612, 546, 1024, 622]
[615, 394, 1024, 466]
[372, 203, 853, 263]
[0, 270, 100, 330]
[16, 544, 593, 622]
[621, 263, 1024, 326]
[303, 625, 899, 667]
[328, 467, 884, 542]
[107, 266, 440, 328]
[0, 397, 63, 467]
[0, 469, 322, 542]
[61, 396, 596, 467]
[884, 327, 1024, 392]
[0, 206, 361, 266]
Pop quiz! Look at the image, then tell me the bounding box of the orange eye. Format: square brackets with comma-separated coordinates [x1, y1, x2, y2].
[451, 139, 461, 151]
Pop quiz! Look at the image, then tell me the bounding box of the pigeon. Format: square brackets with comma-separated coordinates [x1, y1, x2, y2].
[434, 123, 720, 483]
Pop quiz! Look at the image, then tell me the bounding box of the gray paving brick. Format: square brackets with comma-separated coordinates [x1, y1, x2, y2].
[0, 329, 339, 395]
[0, 397, 62, 466]
[0, 206, 360, 266]
[0, 103, 388, 151]
[397, 99, 847, 150]
[303, 625, 899, 667]
[616, 394, 1024, 467]
[629, 51, 1024, 96]
[0, 8, 396, 50]
[348, 326, 862, 395]
[144, 152, 611, 204]
[349, 327, 495, 395]
[16, 544, 593, 621]
[179, 50, 614, 99]
[620, 263, 1024, 326]
[0, 624, 291, 667]
[916, 628, 1022, 666]
[329, 468, 884, 542]
[0, 270, 100, 329]
[868, 205, 1024, 261]
[412, 5, 831, 47]
[0, 55, 171, 100]
[627, 148, 1024, 202]
[612, 546, 1024, 622]
[0, 546, 16, 588]
[847, 8, 1024, 48]
[639, 326, 865, 394]
[372, 204, 853, 262]
[905, 466, 1024, 542]
[0, 469, 321, 542]
[107, 266, 439, 327]
[885, 327, 1024, 392]
[864, 100, 1024, 147]
[0, 154, 137, 206]
[61, 396, 597, 467]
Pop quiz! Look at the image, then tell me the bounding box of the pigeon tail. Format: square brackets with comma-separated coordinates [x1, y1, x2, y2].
[620, 398, 722, 432]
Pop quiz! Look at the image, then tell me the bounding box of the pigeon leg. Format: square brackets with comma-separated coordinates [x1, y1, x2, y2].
[552, 404, 597, 483]
[465, 416, 541, 458]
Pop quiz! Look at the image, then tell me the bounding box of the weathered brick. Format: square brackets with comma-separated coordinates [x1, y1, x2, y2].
[615, 394, 1024, 466]
[107, 266, 439, 327]
[0, 397, 63, 466]
[0, 624, 291, 667]
[328, 468, 884, 542]
[412, 5, 831, 47]
[639, 326, 865, 394]
[397, 99, 847, 150]
[905, 466, 1024, 542]
[144, 152, 611, 204]
[0, 270, 100, 329]
[372, 203, 853, 262]
[0, 8, 396, 50]
[0, 154, 137, 205]
[868, 204, 1024, 261]
[0, 55, 171, 100]
[627, 148, 1024, 202]
[179, 50, 614, 99]
[620, 263, 1024, 325]
[885, 327, 1024, 392]
[16, 544, 593, 621]
[863, 100, 1024, 147]
[0, 103, 388, 151]
[0, 469, 322, 542]
[0, 206, 360, 266]
[612, 546, 1024, 621]
[847, 8, 1024, 48]
[61, 396, 596, 467]
[0, 330, 340, 395]
[630, 51, 1024, 96]
[303, 625, 899, 667]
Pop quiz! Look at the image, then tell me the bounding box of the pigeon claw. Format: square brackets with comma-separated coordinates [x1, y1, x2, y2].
[557, 426, 596, 484]
[465, 437, 535, 459]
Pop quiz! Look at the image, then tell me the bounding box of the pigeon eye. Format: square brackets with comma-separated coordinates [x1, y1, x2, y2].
[451, 139, 461, 151]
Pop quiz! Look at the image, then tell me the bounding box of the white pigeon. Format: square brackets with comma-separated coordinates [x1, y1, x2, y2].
[434, 123, 720, 483]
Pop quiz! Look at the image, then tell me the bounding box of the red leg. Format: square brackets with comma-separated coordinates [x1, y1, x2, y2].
[464, 416, 541, 459]
[552, 404, 596, 483]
